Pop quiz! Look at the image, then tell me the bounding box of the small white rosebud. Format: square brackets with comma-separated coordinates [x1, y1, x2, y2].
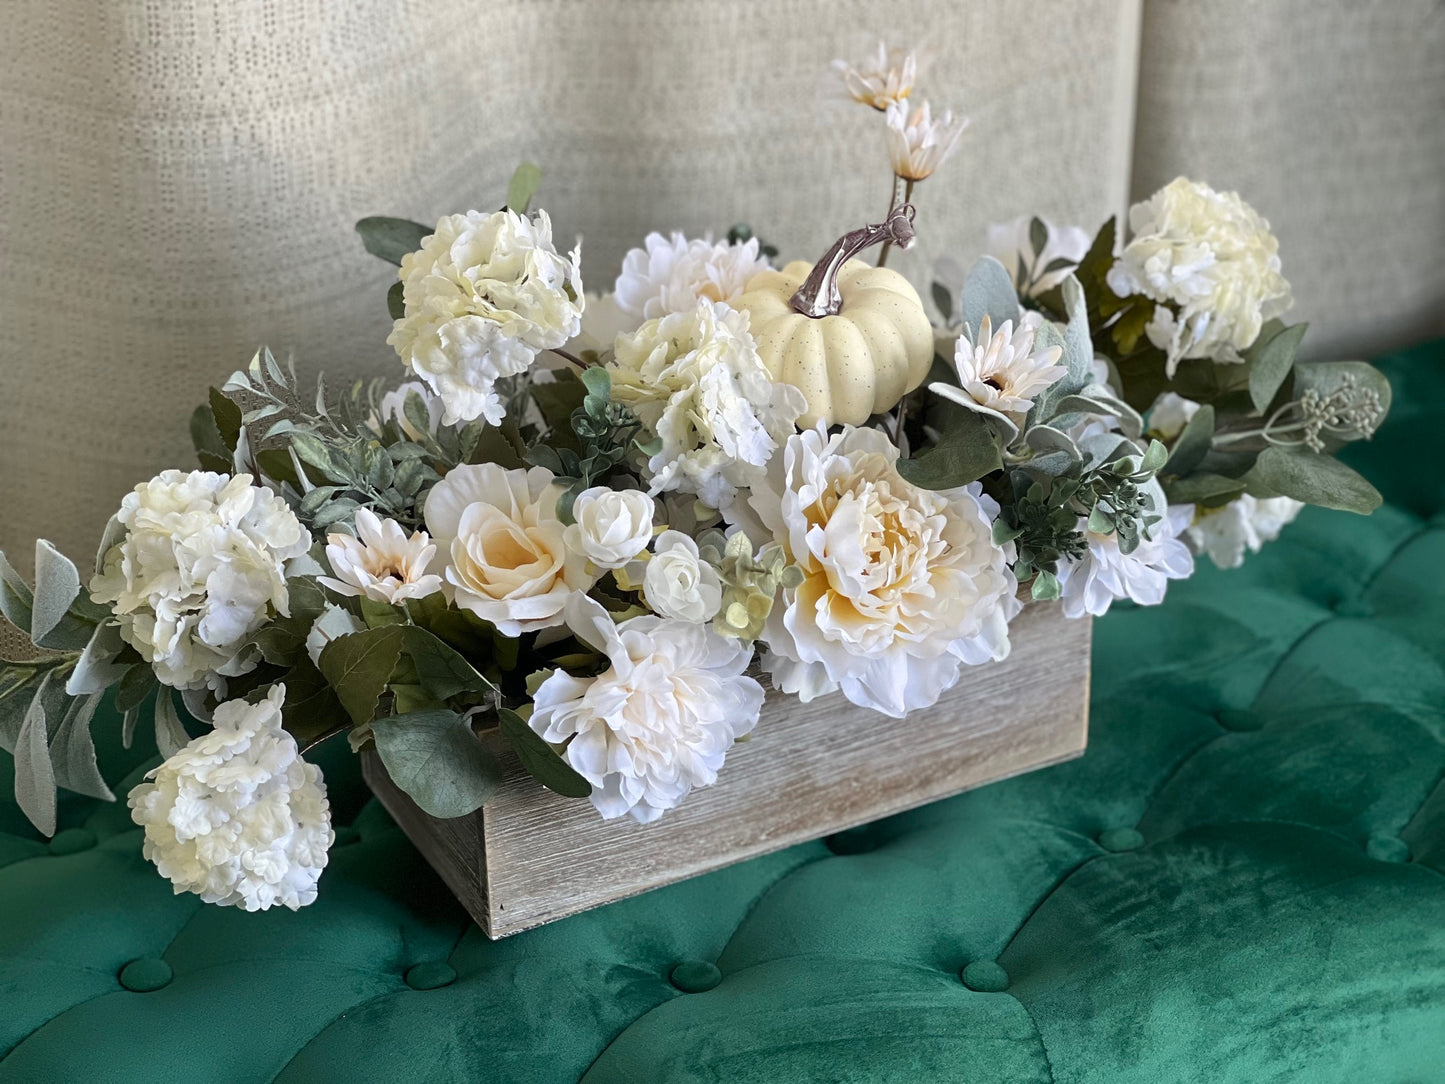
[643, 530, 723, 624]
[563, 487, 655, 570]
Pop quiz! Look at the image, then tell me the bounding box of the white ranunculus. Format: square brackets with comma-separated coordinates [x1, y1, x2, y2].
[609, 298, 806, 510]
[369, 380, 445, 441]
[90, 470, 310, 691]
[613, 233, 771, 329]
[1146, 391, 1200, 441]
[885, 99, 968, 182]
[1056, 502, 1195, 618]
[643, 530, 723, 624]
[530, 594, 764, 823]
[563, 487, 655, 571]
[424, 462, 593, 637]
[987, 215, 1091, 298]
[831, 41, 921, 111]
[128, 686, 333, 911]
[319, 507, 443, 604]
[932, 311, 1065, 421]
[736, 424, 1020, 718]
[1185, 494, 1303, 570]
[1106, 177, 1292, 374]
[387, 209, 585, 426]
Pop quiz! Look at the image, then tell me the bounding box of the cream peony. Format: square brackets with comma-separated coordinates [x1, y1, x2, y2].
[530, 595, 764, 823]
[987, 215, 1091, 298]
[387, 209, 585, 425]
[424, 462, 593, 637]
[128, 686, 333, 911]
[90, 470, 310, 691]
[1056, 503, 1195, 618]
[643, 530, 723, 624]
[319, 507, 443, 604]
[563, 487, 655, 571]
[1106, 177, 1292, 374]
[609, 299, 806, 510]
[1185, 494, 1303, 570]
[832, 41, 920, 110]
[613, 232, 771, 329]
[736, 424, 1019, 718]
[885, 99, 968, 182]
[932, 312, 1065, 421]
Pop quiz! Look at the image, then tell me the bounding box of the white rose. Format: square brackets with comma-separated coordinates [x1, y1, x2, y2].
[128, 686, 333, 911]
[90, 470, 310, 691]
[319, 507, 443, 604]
[734, 424, 1020, 718]
[613, 232, 771, 329]
[386, 209, 585, 426]
[562, 487, 654, 570]
[423, 462, 593, 637]
[643, 530, 723, 624]
[1056, 500, 1195, 618]
[1185, 494, 1303, 570]
[530, 594, 764, 823]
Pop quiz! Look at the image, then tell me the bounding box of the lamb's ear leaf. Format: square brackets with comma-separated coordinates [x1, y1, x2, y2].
[14, 673, 57, 836]
[152, 689, 192, 759]
[32, 541, 93, 651]
[960, 256, 1021, 343]
[371, 709, 503, 819]
[49, 692, 113, 801]
[0, 550, 35, 634]
[897, 411, 1003, 490]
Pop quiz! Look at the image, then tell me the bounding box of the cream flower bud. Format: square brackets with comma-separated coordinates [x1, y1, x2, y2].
[644, 530, 723, 624]
[563, 487, 655, 570]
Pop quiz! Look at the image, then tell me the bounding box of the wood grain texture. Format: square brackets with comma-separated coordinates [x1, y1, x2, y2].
[364, 602, 1091, 938]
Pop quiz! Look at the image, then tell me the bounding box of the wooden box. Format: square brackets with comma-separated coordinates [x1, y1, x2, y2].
[362, 602, 1090, 938]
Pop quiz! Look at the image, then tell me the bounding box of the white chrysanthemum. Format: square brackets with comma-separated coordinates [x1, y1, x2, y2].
[987, 216, 1091, 298]
[735, 424, 1020, 718]
[932, 312, 1065, 419]
[531, 594, 764, 824]
[1147, 391, 1200, 441]
[319, 508, 443, 604]
[609, 299, 807, 510]
[563, 487, 655, 571]
[831, 42, 921, 110]
[369, 380, 444, 442]
[128, 686, 333, 911]
[1056, 503, 1196, 618]
[613, 233, 771, 329]
[1185, 494, 1303, 570]
[885, 99, 968, 182]
[1106, 177, 1292, 374]
[644, 530, 723, 624]
[387, 209, 585, 425]
[424, 462, 594, 637]
[90, 470, 310, 691]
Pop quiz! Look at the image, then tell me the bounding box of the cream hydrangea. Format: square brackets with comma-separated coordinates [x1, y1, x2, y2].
[562, 487, 654, 571]
[609, 298, 807, 510]
[735, 424, 1020, 718]
[1185, 494, 1303, 570]
[1106, 177, 1292, 374]
[319, 507, 443, 604]
[423, 462, 594, 637]
[1056, 502, 1195, 618]
[613, 232, 771, 329]
[387, 209, 584, 425]
[128, 686, 333, 911]
[530, 595, 764, 823]
[931, 312, 1065, 421]
[90, 470, 310, 691]
[643, 530, 723, 624]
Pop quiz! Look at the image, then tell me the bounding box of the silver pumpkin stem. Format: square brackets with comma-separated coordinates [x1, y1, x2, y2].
[790, 204, 917, 319]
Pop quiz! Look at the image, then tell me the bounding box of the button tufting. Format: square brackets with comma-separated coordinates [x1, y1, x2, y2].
[1216, 709, 1266, 733]
[1366, 835, 1411, 863]
[48, 828, 97, 856]
[960, 961, 1010, 993]
[405, 962, 457, 990]
[1332, 595, 1375, 619]
[1097, 828, 1145, 853]
[119, 958, 172, 992]
[669, 960, 722, 993]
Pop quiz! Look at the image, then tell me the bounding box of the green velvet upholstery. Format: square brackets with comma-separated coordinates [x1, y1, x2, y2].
[2, 342, 1443, 1082]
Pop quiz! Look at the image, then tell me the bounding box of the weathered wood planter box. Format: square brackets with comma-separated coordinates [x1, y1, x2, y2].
[363, 602, 1090, 938]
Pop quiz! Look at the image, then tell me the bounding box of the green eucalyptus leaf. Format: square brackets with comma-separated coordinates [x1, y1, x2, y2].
[1030, 570, 1061, 601]
[1245, 447, 1382, 514]
[506, 161, 544, 214]
[356, 216, 431, 266]
[897, 411, 1003, 490]
[371, 709, 503, 818]
[1247, 322, 1308, 412]
[400, 626, 495, 702]
[579, 366, 611, 401]
[1163, 404, 1216, 477]
[1164, 472, 1247, 506]
[317, 626, 406, 726]
[930, 281, 954, 322]
[498, 706, 591, 798]
[386, 280, 406, 321]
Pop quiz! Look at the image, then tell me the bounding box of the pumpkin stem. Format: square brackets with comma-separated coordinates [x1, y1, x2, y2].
[790, 204, 917, 319]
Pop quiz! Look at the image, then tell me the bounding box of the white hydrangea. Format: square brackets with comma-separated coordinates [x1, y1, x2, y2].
[1185, 494, 1304, 570]
[987, 215, 1091, 298]
[530, 595, 764, 824]
[1106, 177, 1292, 375]
[90, 470, 310, 691]
[128, 686, 333, 911]
[608, 298, 806, 510]
[387, 209, 585, 426]
[613, 232, 771, 329]
[1056, 502, 1195, 618]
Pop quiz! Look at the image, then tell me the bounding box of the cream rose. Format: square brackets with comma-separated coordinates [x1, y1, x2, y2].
[643, 530, 723, 624]
[562, 487, 654, 571]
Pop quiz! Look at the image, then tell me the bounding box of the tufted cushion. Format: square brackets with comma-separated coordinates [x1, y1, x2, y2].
[1, 342, 1443, 1081]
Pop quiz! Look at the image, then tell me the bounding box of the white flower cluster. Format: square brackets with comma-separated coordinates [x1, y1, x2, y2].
[1186, 495, 1304, 570]
[128, 686, 333, 911]
[91, 470, 310, 691]
[612, 232, 771, 330]
[387, 209, 584, 425]
[1056, 503, 1196, 619]
[1107, 177, 1292, 374]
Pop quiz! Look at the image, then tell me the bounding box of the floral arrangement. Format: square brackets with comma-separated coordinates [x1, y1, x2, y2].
[0, 44, 1390, 912]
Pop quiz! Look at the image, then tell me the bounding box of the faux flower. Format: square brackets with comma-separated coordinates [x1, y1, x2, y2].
[369, 380, 444, 442]
[1056, 503, 1195, 618]
[736, 424, 1019, 718]
[1106, 177, 1292, 374]
[424, 462, 593, 637]
[1147, 391, 1200, 441]
[832, 42, 920, 110]
[91, 470, 310, 691]
[574, 291, 634, 353]
[128, 686, 333, 911]
[387, 209, 585, 425]
[613, 233, 771, 328]
[609, 299, 806, 510]
[1185, 494, 1303, 570]
[319, 507, 443, 604]
[563, 487, 655, 571]
[643, 530, 723, 624]
[987, 216, 1091, 298]
[885, 99, 968, 182]
[530, 594, 764, 823]
[931, 312, 1065, 420]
